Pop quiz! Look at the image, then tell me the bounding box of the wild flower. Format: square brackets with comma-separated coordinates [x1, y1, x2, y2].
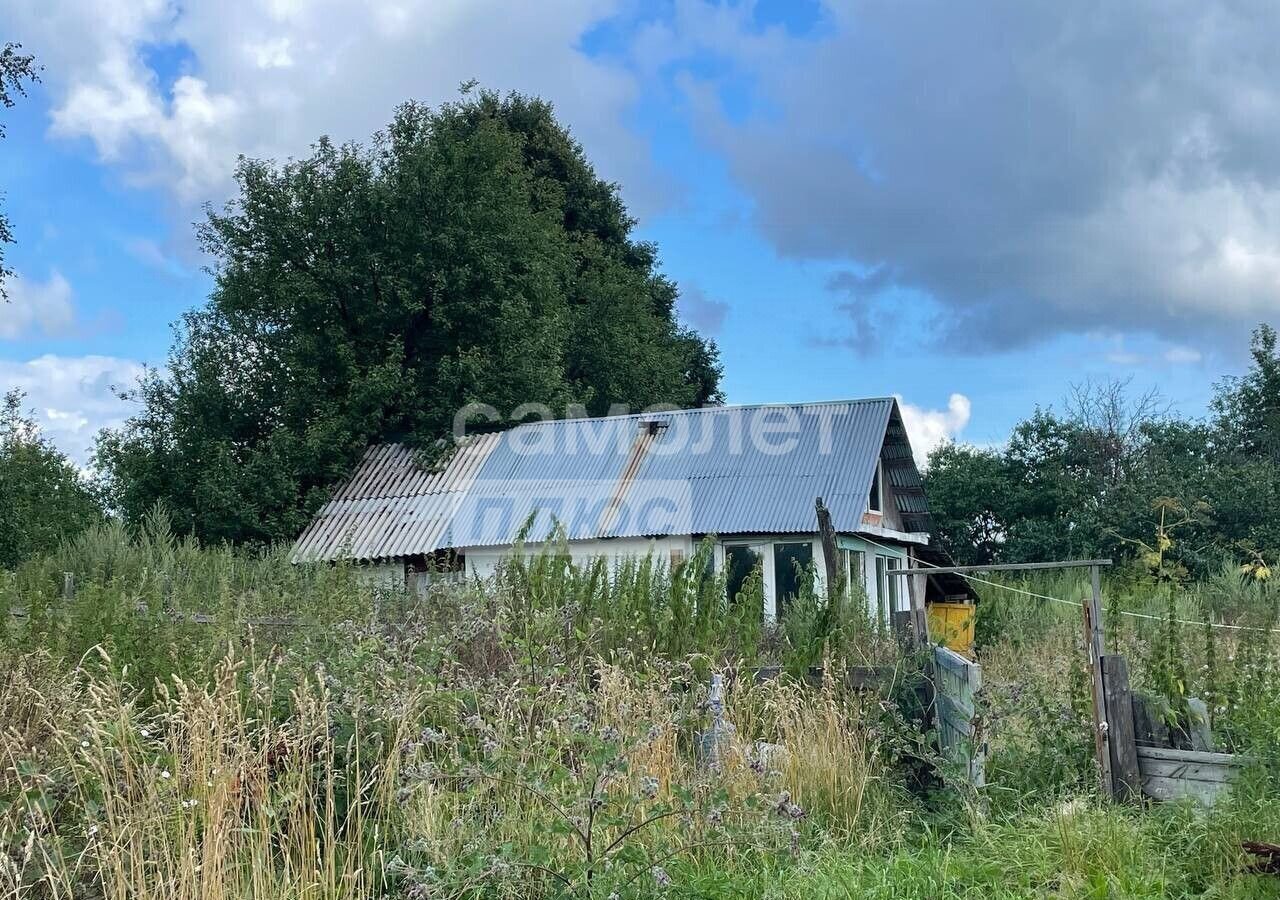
[652, 865, 672, 888]
[420, 726, 447, 744]
[639, 775, 660, 799]
[773, 791, 805, 820]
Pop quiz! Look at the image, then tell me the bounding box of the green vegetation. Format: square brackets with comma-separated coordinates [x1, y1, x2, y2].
[3, 526, 1279, 898]
[0, 391, 102, 569]
[94, 89, 722, 546]
[927, 324, 1280, 572]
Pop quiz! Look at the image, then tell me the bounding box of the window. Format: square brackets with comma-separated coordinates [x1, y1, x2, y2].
[873, 554, 904, 624]
[772, 542, 813, 619]
[885, 556, 902, 612]
[840, 548, 866, 598]
[406, 550, 466, 598]
[868, 460, 883, 513]
[874, 555, 888, 626]
[724, 544, 762, 608]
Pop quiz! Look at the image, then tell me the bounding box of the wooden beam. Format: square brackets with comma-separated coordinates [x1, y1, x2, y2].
[890, 559, 1113, 577]
[815, 497, 842, 624]
[1102, 655, 1141, 802]
[1084, 565, 1114, 798]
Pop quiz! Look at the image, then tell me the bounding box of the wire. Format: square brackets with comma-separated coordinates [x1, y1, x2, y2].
[856, 533, 1280, 635]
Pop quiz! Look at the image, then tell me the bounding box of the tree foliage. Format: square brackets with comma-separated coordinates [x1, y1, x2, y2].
[1, 42, 39, 297]
[925, 326, 1280, 571]
[0, 391, 102, 567]
[96, 91, 722, 544]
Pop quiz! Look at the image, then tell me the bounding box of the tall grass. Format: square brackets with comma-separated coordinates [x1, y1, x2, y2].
[2, 527, 1279, 898]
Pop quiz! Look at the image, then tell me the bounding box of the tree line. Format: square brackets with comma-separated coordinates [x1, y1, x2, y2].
[924, 324, 1280, 577]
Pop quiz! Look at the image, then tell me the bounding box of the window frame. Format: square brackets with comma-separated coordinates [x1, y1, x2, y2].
[771, 540, 813, 620]
[722, 542, 763, 609]
[868, 460, 884, 514]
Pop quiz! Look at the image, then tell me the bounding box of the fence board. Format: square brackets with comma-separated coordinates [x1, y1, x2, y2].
[1101, 655, 1141, 801]
[933, 645, 985, 787]
[1136, 746, 1251, 806]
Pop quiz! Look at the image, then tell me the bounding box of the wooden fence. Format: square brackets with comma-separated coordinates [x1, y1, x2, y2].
[933, 645, 985, 787]
[1136, 746, 1252, 806]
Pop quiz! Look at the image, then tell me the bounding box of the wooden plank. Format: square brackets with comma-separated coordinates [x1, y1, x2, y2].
[934, 646, 973, 674]
[1136, 758, 1240, 783]
[937, 692, 975, 727]
[1101, 655, 1141, 802]
[1135, 745, 1250, 806]
[1082, 578, 1114, 798]
[1136, 746, 1252, 767]
[932, 645, 985, 787]
[1141, 774, 1231, 805]
[892, 559, 1113, 576]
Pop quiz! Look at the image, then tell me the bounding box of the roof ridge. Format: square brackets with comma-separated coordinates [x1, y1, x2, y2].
[504, 396, 895, 427]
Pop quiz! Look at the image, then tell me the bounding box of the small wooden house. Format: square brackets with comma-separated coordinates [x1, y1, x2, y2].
[292, 398, 972, 625]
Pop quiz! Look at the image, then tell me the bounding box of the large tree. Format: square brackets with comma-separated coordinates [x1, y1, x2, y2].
[1, 42, 39, 298]
[97, 91, 722, 544]
[0, 391, 102, 567]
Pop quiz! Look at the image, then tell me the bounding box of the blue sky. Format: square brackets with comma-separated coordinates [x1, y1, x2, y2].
[4, 0, 1276, 465]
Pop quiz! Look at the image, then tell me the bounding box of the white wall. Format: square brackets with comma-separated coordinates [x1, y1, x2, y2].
[356, 559, 406, 591]
[413, 532, 919, 626]
[461, 535, 697, 581]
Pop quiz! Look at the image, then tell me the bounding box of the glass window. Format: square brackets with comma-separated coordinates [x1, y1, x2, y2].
[724, 544, 762, 607]
[886, 556, 901, 611]
[874, 555, 888, 626]
[840, 548, 866, 597]
[773, 542, 813, 619]
[868, 461, 882, 513]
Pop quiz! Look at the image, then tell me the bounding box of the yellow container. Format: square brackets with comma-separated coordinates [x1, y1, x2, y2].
[928, 602, 976, 656]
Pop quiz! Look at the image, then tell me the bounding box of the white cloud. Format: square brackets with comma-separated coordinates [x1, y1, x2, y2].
[0, 271, 76, 339]
[1164, 345, 1203, 365]
[12, 0, 657, 210]
[660, 1, 1280, 351]
[897, 393, 971, 468]
[0, 355, 146, 466]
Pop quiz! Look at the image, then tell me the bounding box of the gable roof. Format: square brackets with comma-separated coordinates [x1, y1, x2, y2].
[293, 398, 931, 562]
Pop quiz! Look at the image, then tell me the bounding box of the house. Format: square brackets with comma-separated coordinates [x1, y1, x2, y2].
[291, 398, 972, 624]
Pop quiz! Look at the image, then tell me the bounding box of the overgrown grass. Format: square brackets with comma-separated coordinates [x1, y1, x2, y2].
[2, 524, 1279, 898]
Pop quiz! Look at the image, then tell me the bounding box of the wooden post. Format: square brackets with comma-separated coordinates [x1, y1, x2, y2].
[911, 567, 930, 648]
[1083, 564, 1114, 797]
[1102, 655, 1141, 801]
[815, 497, 842, 623]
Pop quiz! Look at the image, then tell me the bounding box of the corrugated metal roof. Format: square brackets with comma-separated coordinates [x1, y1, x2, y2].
[291, 436, 500, 562]
[293, 398, 912, 561]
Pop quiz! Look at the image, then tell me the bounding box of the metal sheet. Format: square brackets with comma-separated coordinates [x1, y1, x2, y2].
[293, 398, 906, 561]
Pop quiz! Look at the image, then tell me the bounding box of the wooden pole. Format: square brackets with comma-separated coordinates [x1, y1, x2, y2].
[1084, 564, 1114, 798]
[815, 497, 843, 624]
[1102, 654, 1141, 801]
